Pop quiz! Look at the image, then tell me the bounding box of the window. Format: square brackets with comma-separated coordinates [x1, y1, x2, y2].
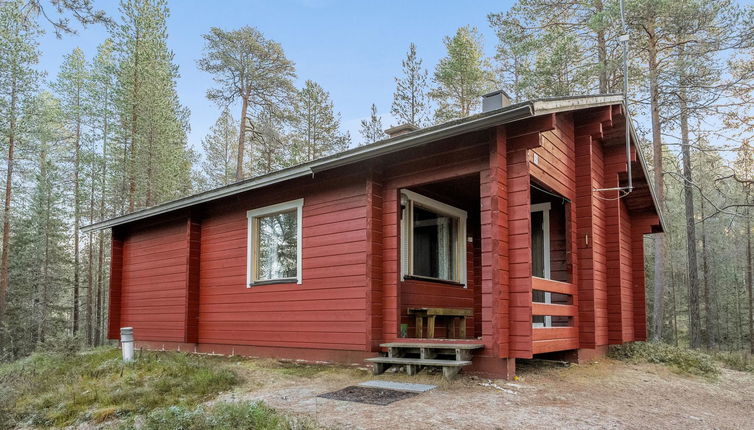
[247, 199, 303, 286]
[401, 190, 467, 285]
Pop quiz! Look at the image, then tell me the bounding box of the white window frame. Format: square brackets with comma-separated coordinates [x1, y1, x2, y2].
[400, 189, 467, 286]
[246, 198, 303, 287]
[531, 202, 552, 327]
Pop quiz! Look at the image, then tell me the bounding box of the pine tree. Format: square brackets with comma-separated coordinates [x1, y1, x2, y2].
[248, 108, 288, 176]
[198, 26, 296, 182]
[113, 0, 194, 211]
[429, 26, 495, 122]
[8, 93, 71, 354]
[391, 43, 430, 127]
[290, 80, 350, 163]
[359, 103, 386, 144]
[0, 0, 41, 351]
[202, 108, 239, 188]
[53, 47, 88, 337]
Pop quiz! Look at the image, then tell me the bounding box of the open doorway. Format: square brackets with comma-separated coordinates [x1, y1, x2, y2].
[531, 184, 572, 328]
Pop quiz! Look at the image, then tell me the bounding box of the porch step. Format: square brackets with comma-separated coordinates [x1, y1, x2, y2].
[366, 356, 472, 367]
[366, 356, 472, 380]
[368, 342, 484, 380]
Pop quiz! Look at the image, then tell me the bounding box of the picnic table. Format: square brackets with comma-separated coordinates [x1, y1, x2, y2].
[407, 307, 472, 339]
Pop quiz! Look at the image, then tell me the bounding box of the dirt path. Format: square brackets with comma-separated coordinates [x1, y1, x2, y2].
[214, 358, 754, 430]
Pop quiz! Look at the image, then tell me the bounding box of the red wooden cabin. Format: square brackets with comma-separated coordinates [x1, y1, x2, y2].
[85, 94, 663, 378]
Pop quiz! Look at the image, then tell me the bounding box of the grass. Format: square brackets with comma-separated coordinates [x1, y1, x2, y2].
[0, 347, 239, 428]
[609, 341, 720, 378]
[116, 401, 318, 430]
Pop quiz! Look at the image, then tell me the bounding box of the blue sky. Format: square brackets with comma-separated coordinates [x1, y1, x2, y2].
[36, 0, 515, 152]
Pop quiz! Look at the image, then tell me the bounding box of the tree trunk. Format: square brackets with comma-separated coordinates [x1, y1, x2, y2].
[647, 24, 666, 342]
[73, 102, 81, 335]
[87, 156, 96, 345]
[679, 90, 701, 349]
[0, 79, 18, 350]
[37, 147, 51, 344]
[700, 196, 716, 349]
[747, 199, 753, 354]
[236, 92, 249, 182]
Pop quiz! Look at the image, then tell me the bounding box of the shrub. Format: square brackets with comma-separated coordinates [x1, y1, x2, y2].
[609, 341, 720, 378]
[0, 348, 240, 428]
[715, 351, 754, 373]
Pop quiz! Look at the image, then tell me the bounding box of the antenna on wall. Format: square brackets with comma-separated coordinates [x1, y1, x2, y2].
[594, 0, 633, 198]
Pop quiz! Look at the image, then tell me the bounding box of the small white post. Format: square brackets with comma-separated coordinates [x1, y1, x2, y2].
[120, 327, 134, 362]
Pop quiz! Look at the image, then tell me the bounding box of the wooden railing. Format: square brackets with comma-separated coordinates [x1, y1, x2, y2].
[531, 277, 579, 354]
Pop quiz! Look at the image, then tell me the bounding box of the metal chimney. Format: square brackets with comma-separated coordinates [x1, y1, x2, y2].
[482, 90, 512, 113]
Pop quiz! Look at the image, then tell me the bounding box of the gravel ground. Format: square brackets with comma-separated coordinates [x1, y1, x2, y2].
[215, 358, 754, 430]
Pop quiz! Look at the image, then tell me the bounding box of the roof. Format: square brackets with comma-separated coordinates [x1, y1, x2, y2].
[82, 94, 665, 233]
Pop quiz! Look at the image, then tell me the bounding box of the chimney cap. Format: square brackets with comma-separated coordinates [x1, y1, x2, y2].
[385, 123, 419, 138]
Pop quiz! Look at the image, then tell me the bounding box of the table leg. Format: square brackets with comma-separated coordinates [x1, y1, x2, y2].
[427, 315, 436, 339]
[415, 315, 423, 338]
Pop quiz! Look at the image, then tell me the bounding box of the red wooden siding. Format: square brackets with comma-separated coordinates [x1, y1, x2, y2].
[107, 236, 124, 339]
[196, 173, 370, 351]
[119, 220, 188, 342]
[365, 171, 384, 350]
[479, 126, 509, 357]
[106, 102, 662, 370]
[185, 218, 201, 343]
[507, 130, 533, 358]
[574, 109, 610, 349]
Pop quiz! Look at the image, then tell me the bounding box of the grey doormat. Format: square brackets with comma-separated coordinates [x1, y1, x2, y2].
[318, 385, 418, 405]
[358, 380, 437, 392]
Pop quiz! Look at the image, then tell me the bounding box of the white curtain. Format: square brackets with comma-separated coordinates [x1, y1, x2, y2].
[437, 217, 450, 279]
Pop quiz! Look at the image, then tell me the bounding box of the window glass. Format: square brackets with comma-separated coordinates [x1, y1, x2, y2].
[255, 210, 297, 281]
[412, 205, 458, 281]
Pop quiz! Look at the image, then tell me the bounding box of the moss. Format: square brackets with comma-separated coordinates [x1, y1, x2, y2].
[0, 348, 239, 428]
[608, 341, 720, 378]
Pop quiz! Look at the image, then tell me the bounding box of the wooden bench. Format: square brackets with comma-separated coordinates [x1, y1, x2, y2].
[408, 307, 472, 339]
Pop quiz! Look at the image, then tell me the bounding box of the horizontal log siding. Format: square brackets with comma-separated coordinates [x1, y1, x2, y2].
[575, 130, 609, 348]
[479, 126, 509, 357]
[604, 144, 633, 344]
[197, 174, 369, 351]
[120, 220, 188, 342]
[507, 140, 531, 357]
[107, 236, 124, 339]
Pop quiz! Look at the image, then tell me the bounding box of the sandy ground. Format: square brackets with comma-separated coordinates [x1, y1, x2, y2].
[214, 358, 754, 430]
